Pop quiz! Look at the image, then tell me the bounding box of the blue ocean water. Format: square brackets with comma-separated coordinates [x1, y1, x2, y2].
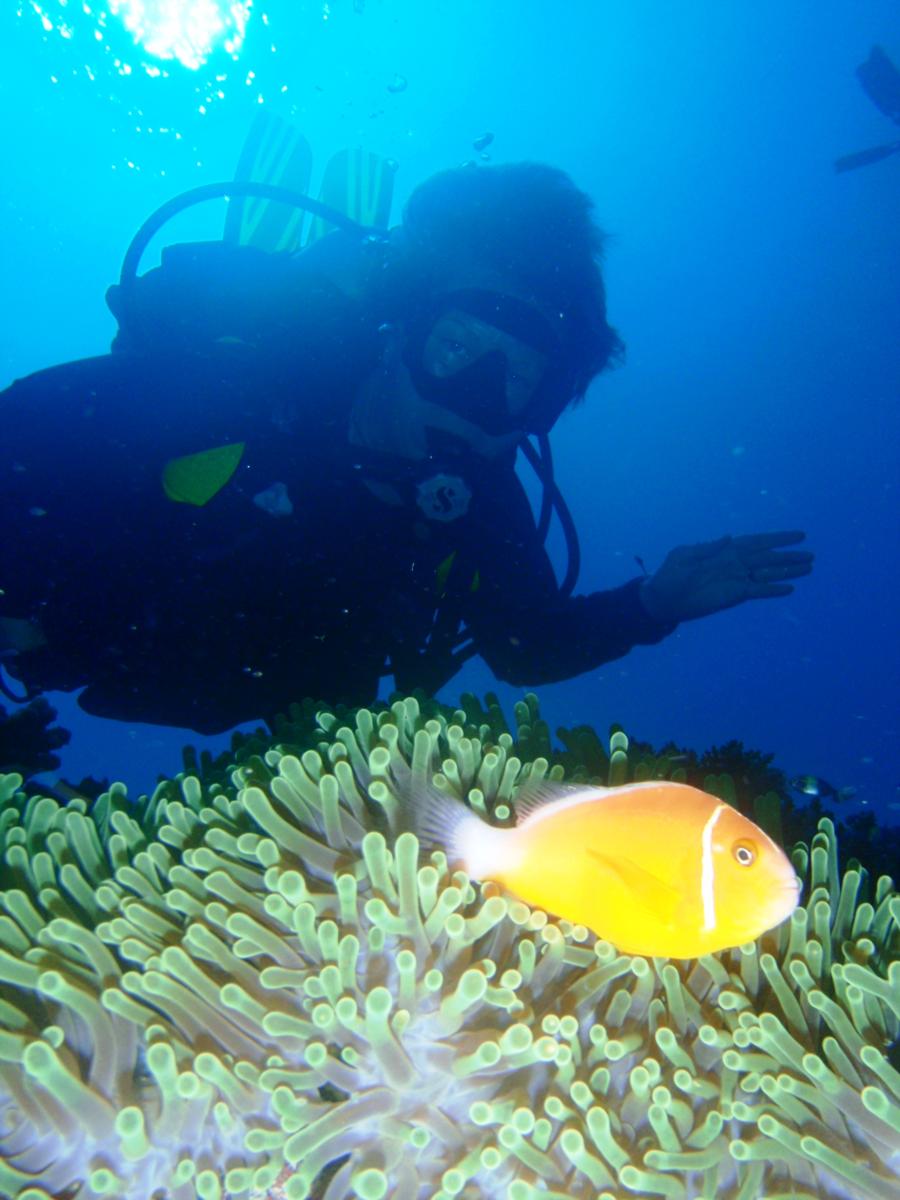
[1, 1, 897, 831]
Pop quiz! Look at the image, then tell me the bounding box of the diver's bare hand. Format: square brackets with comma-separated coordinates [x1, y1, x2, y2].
[639, 531, 814, 624]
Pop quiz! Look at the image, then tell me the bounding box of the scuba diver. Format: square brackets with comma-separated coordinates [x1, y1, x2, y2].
[0, 116, 814, 734]
[835, 44, 900, 172]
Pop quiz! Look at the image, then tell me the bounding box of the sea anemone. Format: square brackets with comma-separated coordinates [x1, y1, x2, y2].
[0, 694, 896, 1199]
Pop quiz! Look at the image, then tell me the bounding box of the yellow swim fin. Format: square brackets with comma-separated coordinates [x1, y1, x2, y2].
[225, 113, 396, 251]
[224, 111, 313, 253]
[305, 146, 397, 247]
[162, 443, 246, 507]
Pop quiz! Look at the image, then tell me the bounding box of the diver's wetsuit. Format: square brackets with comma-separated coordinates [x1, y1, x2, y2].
[0, 252, 672, 733]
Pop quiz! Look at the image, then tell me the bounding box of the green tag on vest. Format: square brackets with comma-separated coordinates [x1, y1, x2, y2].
[162, 442, 245, 506]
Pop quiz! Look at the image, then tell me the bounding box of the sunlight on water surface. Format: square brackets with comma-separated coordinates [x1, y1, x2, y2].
[109, 0, 253, 69]
[24, 0, 253, 70]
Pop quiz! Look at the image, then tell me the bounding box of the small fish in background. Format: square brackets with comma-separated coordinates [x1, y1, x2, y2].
[0, 616, 47, 659]
[790, 774, 857, 803]
[386, 73, 408, 94]
[472, 131, 494, 153]
[409, 779, 800, 959]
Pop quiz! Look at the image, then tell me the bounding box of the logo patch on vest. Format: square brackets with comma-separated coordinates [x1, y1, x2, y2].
[415, 473, 471, 522]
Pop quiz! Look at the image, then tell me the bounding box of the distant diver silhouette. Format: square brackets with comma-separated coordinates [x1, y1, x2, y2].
[835, 44, 900, 172]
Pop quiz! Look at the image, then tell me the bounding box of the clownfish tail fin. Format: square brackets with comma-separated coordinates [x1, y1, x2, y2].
[402, 779, 486, 875]
[400, 772, 501, 878]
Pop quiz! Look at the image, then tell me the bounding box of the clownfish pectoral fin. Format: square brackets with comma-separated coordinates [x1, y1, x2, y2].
[587, 849, 682, 925]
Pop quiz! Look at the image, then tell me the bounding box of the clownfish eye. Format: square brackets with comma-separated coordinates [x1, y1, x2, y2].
[733, 840, 756, 867]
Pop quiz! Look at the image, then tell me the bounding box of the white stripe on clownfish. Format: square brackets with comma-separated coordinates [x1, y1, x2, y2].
[700, 803, 726, 931]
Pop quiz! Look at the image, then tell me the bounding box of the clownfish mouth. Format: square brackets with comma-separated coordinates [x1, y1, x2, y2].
[769, 878, 803, 923]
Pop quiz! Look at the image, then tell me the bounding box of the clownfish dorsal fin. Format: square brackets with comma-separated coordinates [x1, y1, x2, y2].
[587, 848, 683, 925]
[511, 780, 597, 824]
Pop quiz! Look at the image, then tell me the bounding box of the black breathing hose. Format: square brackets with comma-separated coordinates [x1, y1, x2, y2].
[520, 434, 581, 598]
[118, 180, 369, 290]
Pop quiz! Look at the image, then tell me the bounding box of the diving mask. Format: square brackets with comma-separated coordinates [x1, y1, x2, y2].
[405, 289, 572, 436]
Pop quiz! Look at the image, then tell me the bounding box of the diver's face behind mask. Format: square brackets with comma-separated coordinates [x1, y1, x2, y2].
[423, 310, 549, 423]
[405, 289, 568, 447]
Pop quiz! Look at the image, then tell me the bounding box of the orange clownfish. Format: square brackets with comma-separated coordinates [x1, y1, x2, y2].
[412, 779, 801, 958]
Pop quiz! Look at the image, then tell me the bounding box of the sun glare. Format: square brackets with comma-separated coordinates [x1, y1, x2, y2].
[108, 0, 253, 69]
[22, 0, 254, 71]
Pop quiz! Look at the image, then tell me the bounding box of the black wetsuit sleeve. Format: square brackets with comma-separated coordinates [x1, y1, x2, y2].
[464, 469, 676, 685]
